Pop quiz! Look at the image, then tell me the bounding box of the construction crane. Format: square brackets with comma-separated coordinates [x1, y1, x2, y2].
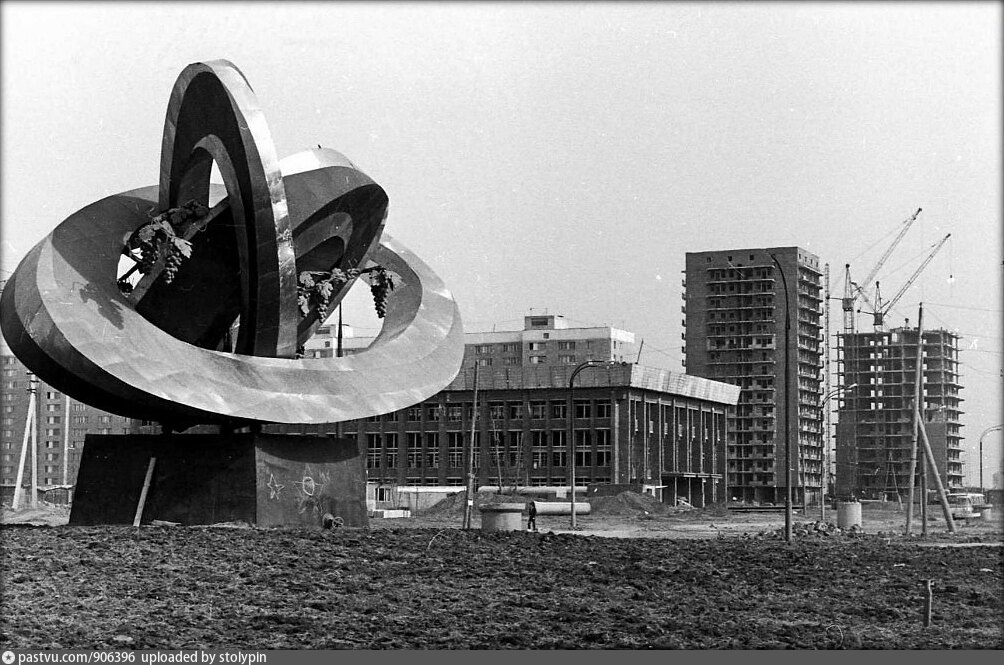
[869, 233, 951, 330]
[842, 208, 922, 334]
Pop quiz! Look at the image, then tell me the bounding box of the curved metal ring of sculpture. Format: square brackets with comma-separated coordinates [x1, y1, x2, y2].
[0, 59, 464, 429]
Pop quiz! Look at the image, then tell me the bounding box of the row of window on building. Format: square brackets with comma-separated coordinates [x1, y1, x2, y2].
[475, 355, 585, 366]
[362, 429, 614, 470]
[361, 400, 615, 423]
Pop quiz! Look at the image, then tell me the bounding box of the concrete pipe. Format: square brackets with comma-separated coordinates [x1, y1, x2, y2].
[533, 502, 591, 516]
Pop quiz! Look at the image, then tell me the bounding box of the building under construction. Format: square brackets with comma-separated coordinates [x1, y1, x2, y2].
[834, 326, 964, 500]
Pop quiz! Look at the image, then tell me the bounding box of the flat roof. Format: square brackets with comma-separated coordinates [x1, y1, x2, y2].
[446, 362, 740, 406]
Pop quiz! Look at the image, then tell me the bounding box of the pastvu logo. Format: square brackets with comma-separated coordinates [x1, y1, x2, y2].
[2, 650, 15, 664]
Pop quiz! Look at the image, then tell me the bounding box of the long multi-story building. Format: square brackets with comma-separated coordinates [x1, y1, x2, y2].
[683, 247, 824, 505]
[0, 336, 134, 502]
[834, 327, 964, 499]
[281, 314, 740, 505]
[10, 307, 738, 508]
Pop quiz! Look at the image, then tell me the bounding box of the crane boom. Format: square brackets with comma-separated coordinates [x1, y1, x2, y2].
[873, 233, 951, 328]
[858, 207, 923, 293]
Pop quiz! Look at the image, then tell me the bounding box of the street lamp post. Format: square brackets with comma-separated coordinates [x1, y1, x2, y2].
[820, 383, 857, 521]
[978, 425, 1003, 499]
[569, 360, 619, 528]
[770, 254, 793, 543]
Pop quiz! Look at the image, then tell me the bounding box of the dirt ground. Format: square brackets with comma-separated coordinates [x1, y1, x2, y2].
[1, 497, 1002, 649]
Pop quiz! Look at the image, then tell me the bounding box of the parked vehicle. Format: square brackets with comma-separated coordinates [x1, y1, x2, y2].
[933, 493, 978, 519]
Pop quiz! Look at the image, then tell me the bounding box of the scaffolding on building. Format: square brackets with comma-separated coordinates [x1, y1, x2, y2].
[835, 326, 964, 500]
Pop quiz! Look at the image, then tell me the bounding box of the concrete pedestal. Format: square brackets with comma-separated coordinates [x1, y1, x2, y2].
[69, 433, 367, 527]
[479, 503, 525, 532]
[837, 501, 862, 529]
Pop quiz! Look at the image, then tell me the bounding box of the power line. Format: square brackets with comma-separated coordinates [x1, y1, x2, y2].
[961, 348, 1003, 356]
[958, 360, 1002, 377]
[846, 219, 909, 265]
[640, 343, 681, 363]
[925, 301, 1003, 314]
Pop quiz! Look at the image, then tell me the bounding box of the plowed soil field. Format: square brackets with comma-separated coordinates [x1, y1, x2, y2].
[2, 517, 1002, 649]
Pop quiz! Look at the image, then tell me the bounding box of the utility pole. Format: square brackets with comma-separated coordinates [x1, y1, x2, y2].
[12, 372, 39, 510]
[463, 363, 479, 530]
[335, 306, 344, 440]
[336, 305, 343, 358]
[917, 410, 956, 533]
[920, 445, 928, 536]
[62, 395, 71, 485]
[906, 304, 924, 535]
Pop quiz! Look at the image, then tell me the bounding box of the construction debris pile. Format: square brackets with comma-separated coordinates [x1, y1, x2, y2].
[742, 520, 864, 541]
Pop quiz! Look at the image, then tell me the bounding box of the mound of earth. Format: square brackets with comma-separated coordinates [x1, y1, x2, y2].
[589, 491, 674, 516]
[419, 490, 526, 516]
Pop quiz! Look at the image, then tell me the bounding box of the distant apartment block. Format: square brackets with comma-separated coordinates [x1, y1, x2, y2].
[684, 247, 824, 504]
[0, 340, 133, 500]
[835, 327, 964, 499]
[303, 314, 638, 367]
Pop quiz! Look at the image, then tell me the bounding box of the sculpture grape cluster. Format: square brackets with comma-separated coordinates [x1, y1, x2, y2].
[297, 266, 395, 320]
[118, 200, 208, 292]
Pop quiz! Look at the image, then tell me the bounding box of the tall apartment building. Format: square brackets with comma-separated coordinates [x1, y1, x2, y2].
[0, 337, 134, 502]
[274, 314, 740, 505]
[834, 327, 964, 499]
[683, 247, 824, 505]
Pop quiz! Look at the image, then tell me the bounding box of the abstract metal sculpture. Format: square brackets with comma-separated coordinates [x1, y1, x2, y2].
[1, 59, 464, 431]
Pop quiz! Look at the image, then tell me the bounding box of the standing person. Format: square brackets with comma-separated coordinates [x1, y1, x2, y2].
[527, 500, 537, 532]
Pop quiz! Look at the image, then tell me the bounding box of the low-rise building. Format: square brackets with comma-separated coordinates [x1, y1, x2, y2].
[272, 314, 740, 506]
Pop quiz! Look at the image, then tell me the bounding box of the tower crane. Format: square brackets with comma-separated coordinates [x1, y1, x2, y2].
[869, 233, 951, 330]
[842, 208, 922, 334]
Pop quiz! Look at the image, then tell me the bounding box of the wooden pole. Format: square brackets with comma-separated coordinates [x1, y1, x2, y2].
[917, 411, 956, 533]
[920, 449, 928, 535]
[568, 377, 576, 529]
[905, 304, 924, 535]
[11, 378, 36, 510]
[133, 456, 157, 527]
[28, 377, 38, 509]
[463, 363, 479, 530]
[62, 396, 71, 485]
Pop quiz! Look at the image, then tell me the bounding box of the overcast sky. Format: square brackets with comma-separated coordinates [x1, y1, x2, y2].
[1, 1, 1001, 481]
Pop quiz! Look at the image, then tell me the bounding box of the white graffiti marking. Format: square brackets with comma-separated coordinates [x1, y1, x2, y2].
[267, 473, 285, 500]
